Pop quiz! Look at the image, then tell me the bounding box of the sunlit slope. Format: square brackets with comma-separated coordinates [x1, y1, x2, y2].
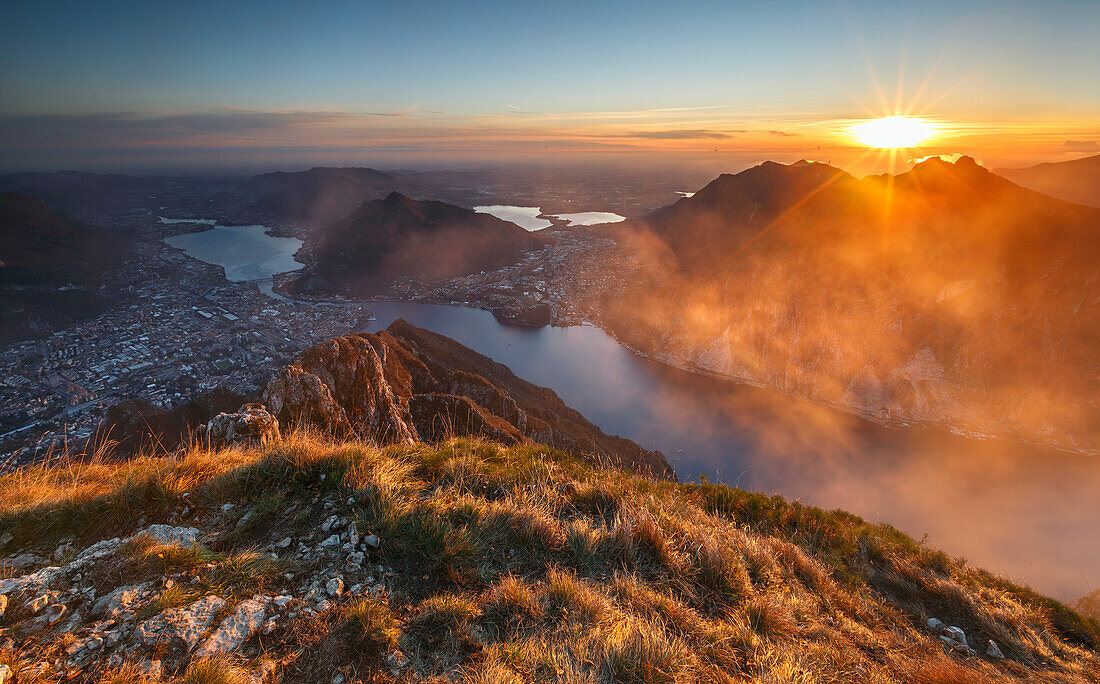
[1, 433, 1098, 682]
[606, 157, 1100, 452]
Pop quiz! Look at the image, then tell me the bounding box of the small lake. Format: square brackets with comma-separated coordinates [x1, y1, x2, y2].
[167, 226, 1100, 601]
[474, 206, 552, 231]
[164, 224, 303, 285]
[474, 206, 627, 230]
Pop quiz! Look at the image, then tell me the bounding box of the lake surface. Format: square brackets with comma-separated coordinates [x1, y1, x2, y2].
[473, 205, 553, 231]
[553, 211, 626, 226]
[474, 205, 627, 230]
[168, 226, 1100, 601]
[165, 224, 303, 284]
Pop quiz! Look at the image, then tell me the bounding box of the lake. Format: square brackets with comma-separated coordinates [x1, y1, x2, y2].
[167, 226, 1100, 601]
[164, 224, 303, 293]
[474, 205, 626, 230]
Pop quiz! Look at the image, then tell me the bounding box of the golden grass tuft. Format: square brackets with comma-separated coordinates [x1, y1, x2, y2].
[181, 654, 252, 684]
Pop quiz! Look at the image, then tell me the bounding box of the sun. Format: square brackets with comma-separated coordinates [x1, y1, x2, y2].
[852, 116, 936, 148]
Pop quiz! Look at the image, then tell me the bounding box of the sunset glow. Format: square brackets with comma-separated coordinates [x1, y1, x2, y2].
[851, 116, 936, 149]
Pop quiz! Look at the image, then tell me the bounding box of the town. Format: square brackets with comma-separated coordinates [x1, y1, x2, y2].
[0, 222, 370, 461]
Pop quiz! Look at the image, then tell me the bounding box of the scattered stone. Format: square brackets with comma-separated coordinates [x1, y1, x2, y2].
[0, 531, 12, 546]
[195, 598, 267, 657]
[363, 534, 380, 549]
[987, 640, 1005, 659]
[0, 595, 7, 618]
[275, 537, 293, 548]
[272, 595, 293, 608]
[135, 594, 227, 650]
[0, 664, 10, 684]
[332, 674, 345, 684]
[320, 534, 341, 548]
[347, 522, 360, 546]
[45, 603, 67, 623]
[321, 516, 339, 532]
[203, 403, 281, 448]
[945, 626, 968, 647]
[326, 578, 345, 597]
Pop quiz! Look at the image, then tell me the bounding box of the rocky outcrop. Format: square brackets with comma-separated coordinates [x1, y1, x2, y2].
[194, 598, 267, 657]
[135, 594, 226, 651]
[202, 403, 280, 448]
[256, 320, 672, 478]
[261, 334, 416, 446]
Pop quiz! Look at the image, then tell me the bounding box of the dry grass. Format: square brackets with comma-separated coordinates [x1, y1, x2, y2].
[181, 655, 251, 684]
[1, 431, 1098, 683]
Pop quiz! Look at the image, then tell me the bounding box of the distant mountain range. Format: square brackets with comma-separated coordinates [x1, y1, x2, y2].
[996, 154, 1100, 208]
[603, 157, 1100, 452]
[289, 191, 542, 295]
[239, 166, 416, 228]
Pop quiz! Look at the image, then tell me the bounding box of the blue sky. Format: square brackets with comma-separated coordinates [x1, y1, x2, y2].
[1, 0, 1097, 170]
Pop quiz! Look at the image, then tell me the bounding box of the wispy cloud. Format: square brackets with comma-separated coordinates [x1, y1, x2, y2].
[612, 130, 735, 140]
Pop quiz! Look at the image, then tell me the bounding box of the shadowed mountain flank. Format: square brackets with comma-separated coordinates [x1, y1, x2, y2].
[289, 192, 542, 295]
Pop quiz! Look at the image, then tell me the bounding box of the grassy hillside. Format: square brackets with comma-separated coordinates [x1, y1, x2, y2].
[1, 432, 1097, 683]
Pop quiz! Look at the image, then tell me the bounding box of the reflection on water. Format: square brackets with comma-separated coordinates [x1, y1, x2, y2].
[554, 211, 626, 226]
[473, 205, 552, 231]
[358, 301, 1100, 601]
[474, 206, 628, 230]
[165, 225, 303, 283]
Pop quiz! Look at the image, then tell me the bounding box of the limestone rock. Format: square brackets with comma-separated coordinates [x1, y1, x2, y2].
[0, 664, 11, 684]
[93, 583, 153, 618]
[204, 403, 281, 448]
[195, 598, 267, 657]
[263, 335, 416, 445]
[135, 594, 226, 650]
[135, 525, 202, 549]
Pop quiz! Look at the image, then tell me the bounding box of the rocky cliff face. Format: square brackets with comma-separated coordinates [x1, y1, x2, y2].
[260, 319, 672, 478]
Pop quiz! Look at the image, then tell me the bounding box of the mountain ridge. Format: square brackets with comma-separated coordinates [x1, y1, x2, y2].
[289, 192, 542, 296]
[602, 157, 1100, 453]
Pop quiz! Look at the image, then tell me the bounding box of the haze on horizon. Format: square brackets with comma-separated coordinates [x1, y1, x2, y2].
[0, 0, 1098, 174]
